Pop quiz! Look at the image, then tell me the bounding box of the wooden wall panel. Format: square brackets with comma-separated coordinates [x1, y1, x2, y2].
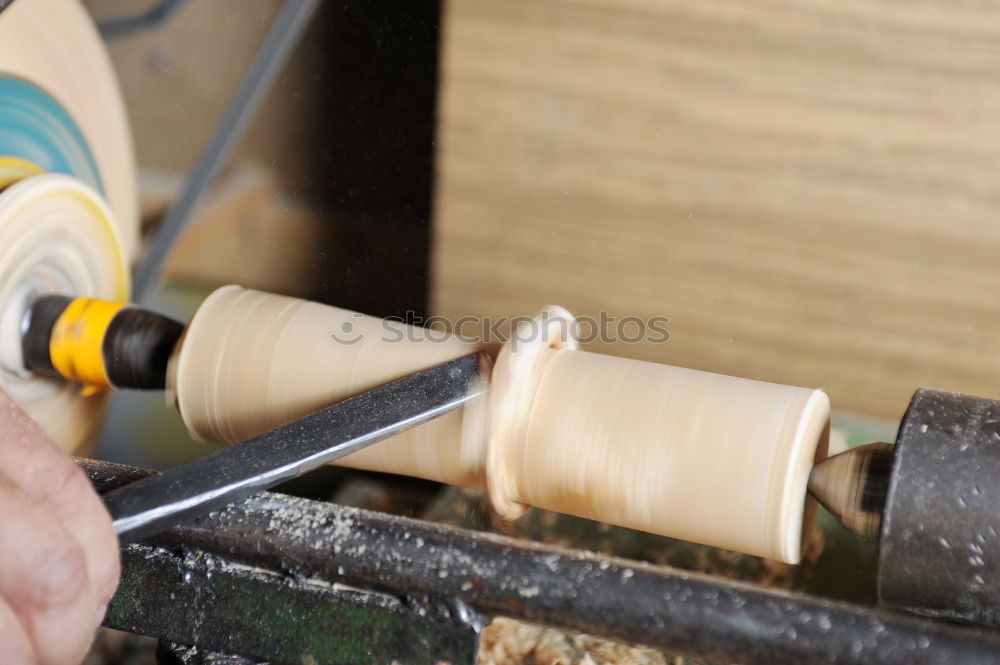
[431, 0, 1000, 419]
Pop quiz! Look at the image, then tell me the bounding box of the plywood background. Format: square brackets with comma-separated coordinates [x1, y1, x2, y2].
[431, 0, 1000, 420]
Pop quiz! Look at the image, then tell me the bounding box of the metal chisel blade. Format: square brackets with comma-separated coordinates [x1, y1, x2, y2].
[105, 351, 491, 543]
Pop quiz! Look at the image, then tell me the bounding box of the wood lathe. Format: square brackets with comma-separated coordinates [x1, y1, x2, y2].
[19, 283, 1000, 642]
[20, 286, 829, 565]
[3, 0, 1000, 663]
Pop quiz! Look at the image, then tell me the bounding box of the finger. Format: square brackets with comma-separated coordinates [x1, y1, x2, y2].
[0, 390, 120, 604]
[0, 471, 97, 665]
[0, 596, 37, 665]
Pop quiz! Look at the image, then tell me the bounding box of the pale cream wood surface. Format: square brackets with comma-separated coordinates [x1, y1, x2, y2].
[171, 286, 488, 490]
[485, 309, 830, 563]
[431, 0, 1000, 419]
[510, 348, 828, 563]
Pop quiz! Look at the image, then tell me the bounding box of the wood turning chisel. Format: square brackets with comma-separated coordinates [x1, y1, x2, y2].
[102, 351, 491, 544]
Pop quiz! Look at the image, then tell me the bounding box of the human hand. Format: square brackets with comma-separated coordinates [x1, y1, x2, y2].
[0, 389, 120, 665]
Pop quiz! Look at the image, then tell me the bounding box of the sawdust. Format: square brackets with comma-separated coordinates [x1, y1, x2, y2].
[756, 526, 826, 590]
[477, 618, 670, 665]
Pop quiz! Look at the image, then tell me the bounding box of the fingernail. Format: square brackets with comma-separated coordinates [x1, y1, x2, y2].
[96, 602, 108, 625]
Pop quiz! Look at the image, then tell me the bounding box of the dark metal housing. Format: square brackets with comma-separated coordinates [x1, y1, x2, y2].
[880, 388, 1000, 627]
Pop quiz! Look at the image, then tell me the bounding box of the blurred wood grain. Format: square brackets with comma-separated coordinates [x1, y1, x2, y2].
[431, 0, 1000, 419]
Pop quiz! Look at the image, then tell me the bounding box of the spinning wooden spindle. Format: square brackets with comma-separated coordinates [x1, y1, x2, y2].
[170, 286, 830, 563]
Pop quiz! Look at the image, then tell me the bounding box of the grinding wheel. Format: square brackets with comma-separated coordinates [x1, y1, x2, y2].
[0, 174, 128, 452]
[0, 0, 138, 451]
[0, 0, 137, 257]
